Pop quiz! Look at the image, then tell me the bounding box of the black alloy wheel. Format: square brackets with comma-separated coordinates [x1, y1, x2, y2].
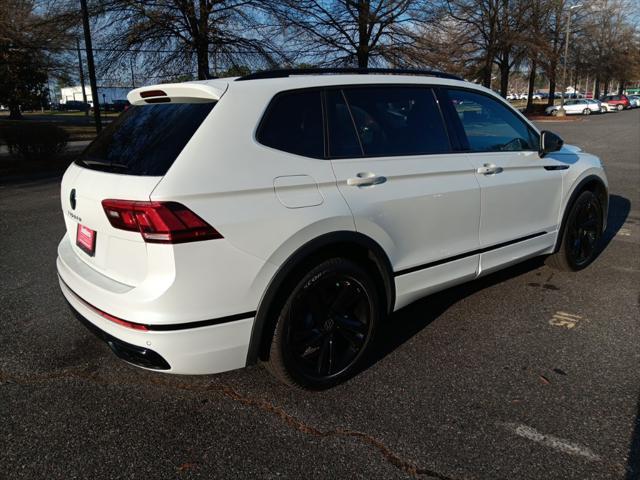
[547, 190, 604, 271]
[566, 194, 602, 269]
[266, 258, 380, 389]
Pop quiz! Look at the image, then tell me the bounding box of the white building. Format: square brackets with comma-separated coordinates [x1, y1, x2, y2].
[59, 86, 130, 106]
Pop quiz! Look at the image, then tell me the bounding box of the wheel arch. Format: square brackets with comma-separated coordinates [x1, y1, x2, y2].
[245, 231, 395, 365]
[554, 174, 609, 253]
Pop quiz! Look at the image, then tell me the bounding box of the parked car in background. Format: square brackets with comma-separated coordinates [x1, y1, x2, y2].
[508, 93, 540, 101]
[103, 99, 131, 113]
[586, 99, 609, 113]
[601, 94, 630, 111]
[627, 95, 640, 108]
[545, 99, 597, 116]
[59, 101, 91, 112]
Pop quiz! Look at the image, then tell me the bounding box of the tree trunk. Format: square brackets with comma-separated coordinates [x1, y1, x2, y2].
[8, 102, 22, 120]
[498, 53, 510, 98]
[547, 60, 557, 106]
[196, 0, 211, 79]
[594, 78, 601, 99]
[356, 0, 370, 68]
[481, 53, 493, 88]
[618, 80, 625, 95]
[196, 41, 211, 79]
[603, 79, 610, 96]
[526, 60, 537, 113]
[356, 47, 369, 68]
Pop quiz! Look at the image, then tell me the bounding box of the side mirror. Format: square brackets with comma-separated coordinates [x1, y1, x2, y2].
[539, 130, 564, 157]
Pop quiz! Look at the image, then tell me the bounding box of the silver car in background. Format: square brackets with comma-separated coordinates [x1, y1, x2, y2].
[545, 99, 598, 116]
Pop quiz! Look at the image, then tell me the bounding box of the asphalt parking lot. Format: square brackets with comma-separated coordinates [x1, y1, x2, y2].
[1, 109, 639, 480]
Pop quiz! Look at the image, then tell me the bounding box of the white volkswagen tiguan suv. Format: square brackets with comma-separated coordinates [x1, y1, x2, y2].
[57, 69, 608, 389]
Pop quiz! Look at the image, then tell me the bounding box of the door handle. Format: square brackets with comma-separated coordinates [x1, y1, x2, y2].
[476, 164, 503, 175]
[347, 172, 387, 187]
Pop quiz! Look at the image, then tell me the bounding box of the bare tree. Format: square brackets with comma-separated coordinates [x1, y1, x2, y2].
[521, 0, 551, 111]
[94, 0, 285, 80]
[268, 0, 431, 68]
[399, 17, 476, 78]
[0, 0, 76, 118]
[577, 0, 639, 97]
[536, 0, 567, 105]
[492, 0, 530, 96]
[442, 0, 501, 87]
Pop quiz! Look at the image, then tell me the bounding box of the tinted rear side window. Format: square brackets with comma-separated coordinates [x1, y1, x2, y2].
[340, 86, 450, 157]
[76, 103, 215, 176]
[258, 90, 324, 158]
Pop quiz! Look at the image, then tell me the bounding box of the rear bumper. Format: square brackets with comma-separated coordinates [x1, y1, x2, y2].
[58, 276, 255, 374]
[55, 230, 277, 373]
[67, 301, 171, 370]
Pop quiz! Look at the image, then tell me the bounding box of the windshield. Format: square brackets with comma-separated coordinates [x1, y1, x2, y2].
[76, 102, 215, 176]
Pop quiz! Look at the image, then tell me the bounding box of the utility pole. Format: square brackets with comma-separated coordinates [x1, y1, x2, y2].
[80, 0, 102, 132]
[76, 37, 88, 116]
[557, 4, 582, 116]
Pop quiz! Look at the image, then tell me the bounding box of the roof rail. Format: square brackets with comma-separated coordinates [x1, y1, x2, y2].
[235, 68, 464, 82]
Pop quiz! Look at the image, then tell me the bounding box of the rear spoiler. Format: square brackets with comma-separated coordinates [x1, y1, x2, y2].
[127, 80, 228, 105]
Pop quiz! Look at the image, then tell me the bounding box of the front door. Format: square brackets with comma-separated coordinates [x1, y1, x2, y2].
[443, 88, 565, 274]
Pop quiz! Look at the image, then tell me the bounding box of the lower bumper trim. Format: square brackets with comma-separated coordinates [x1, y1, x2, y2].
[67, 302, 171, 370]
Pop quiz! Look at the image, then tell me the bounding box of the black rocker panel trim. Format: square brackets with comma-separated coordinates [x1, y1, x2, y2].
[394, 231, 548, 277]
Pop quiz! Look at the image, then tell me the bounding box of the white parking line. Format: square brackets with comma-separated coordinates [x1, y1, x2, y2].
[500, 423, 601, 462]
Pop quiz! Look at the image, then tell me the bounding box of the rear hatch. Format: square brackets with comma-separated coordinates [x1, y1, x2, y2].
[61, 83, 223, 286]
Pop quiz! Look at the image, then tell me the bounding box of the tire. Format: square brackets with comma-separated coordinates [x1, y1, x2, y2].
[551, 109, 558, 116]
[617, 104, 624, 111]
[265, 257, 381, 389]
[583, 108, 591, 115]
[547, 190, 603, 271]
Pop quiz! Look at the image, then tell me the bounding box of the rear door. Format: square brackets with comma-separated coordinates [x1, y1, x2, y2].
[328, 85, 481, 287]
[442, 88, 564, 273]
[60, 102, 215, 286]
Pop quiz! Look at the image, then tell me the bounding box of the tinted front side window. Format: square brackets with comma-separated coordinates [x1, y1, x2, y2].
[340, 87, 450, 157]
[76, 103, 214, 176]
[258, 90, 323, 158]
[446, 89, 537, 152]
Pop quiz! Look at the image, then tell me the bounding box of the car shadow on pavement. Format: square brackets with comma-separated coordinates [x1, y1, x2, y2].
[363, 194, 630, 372]
[365, 256, 546, 368]
[626, 395, 640, 480]
[601, 194, 631, 250]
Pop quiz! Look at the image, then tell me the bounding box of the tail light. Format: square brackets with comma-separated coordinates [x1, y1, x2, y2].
[101, 199, 222, 243]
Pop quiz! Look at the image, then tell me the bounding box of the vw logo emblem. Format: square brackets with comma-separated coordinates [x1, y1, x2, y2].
[70, 188, 76, 210]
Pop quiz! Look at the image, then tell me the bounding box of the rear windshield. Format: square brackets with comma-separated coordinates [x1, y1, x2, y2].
[76, 103, 215, 176]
